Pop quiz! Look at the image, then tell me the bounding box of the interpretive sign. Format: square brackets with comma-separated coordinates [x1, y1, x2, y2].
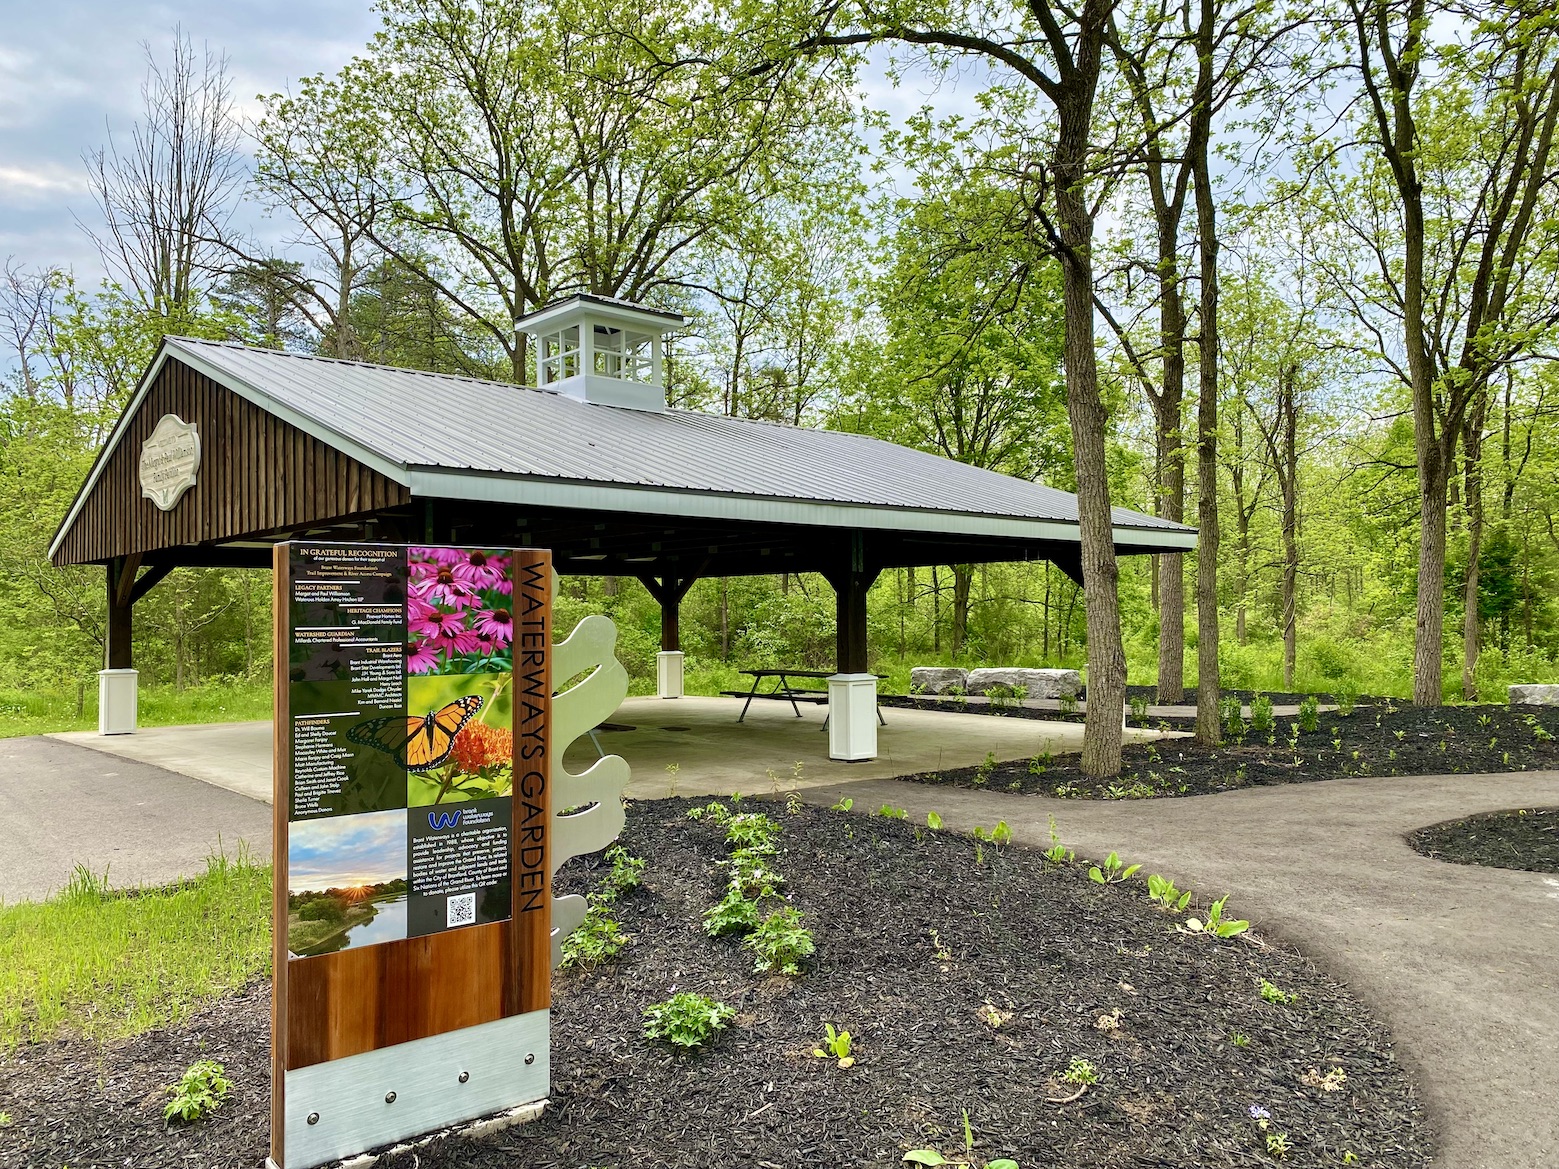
[271, 542, 553, 1169]
[138, 413, 201, 510]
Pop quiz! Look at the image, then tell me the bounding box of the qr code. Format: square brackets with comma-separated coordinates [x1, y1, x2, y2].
[446, 892, 477, 928]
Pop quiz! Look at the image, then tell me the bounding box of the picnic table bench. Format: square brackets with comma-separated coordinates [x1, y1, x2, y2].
[723, 668, 887, 727]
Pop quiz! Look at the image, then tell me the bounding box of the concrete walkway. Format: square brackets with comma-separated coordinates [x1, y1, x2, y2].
[801, 768, 1559, 1169]
[52, 721, 273, 803]
[0, 736, 272, 902]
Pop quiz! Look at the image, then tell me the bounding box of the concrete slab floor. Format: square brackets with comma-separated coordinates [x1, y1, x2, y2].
[47, 697, 1170, 807]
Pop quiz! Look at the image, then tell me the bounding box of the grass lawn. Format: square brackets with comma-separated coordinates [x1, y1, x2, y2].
[0, 678, 273, 739]
[0, 849, 271, 1047]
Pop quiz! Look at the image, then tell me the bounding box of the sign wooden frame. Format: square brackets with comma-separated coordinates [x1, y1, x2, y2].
[270, 543, 553, 1169]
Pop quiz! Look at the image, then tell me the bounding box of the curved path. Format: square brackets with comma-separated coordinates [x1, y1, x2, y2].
[803, 769, 1559, 1169]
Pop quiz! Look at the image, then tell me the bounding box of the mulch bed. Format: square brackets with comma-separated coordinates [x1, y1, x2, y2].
[896, 702, 1559, 800]
[1408, 806, 1559, 874]
[1, 800, 1431, 1168]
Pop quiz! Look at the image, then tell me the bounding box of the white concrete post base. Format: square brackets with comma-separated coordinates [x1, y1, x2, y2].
[827, 673, 878, 762]
[98, 668, 138, 735]
[656, 651, 685, 699]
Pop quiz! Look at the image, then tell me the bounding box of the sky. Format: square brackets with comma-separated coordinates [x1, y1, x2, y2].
[0, 3, 994, 286]
[289, 807, 406, 891]
[1, 0, 379, 280]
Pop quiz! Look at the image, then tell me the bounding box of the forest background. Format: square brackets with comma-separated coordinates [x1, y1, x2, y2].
[5, 0, 1559, 738]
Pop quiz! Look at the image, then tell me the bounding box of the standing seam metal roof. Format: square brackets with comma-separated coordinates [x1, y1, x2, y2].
[162, 337, 1191, 536]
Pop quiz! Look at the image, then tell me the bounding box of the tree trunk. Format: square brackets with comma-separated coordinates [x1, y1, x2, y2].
[951, 564, 973, 658]
[1155, 287, 1186, 704]
[931, 565, 941, 654]
[1280, 364, 1298, 690]
[1414, 446, 1450, 704]
[719, 578, 729, 660]
[1191, 0, 1220, 746]
[1462, 389, 1488, 699]
[1055, 57, 1126, 778]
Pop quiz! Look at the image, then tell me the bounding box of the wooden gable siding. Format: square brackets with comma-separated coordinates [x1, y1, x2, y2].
[53, 357, 409, 566]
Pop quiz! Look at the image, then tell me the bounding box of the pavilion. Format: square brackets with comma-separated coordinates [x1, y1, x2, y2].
[49, 294, 1195, 760]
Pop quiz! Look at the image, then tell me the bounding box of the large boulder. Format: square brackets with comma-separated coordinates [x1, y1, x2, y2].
[910, 666, 969, 695]
[1509, 684, 1559, 706]
[966, 667, 1082, 700]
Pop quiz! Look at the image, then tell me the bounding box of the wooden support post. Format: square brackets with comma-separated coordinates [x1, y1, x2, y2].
[105, 557, 137, 669]
[824, 534, 879, 674]
[634, 570, 702, 653]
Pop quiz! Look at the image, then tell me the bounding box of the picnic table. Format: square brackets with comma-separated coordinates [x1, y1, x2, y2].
[724, 668, 887, 727]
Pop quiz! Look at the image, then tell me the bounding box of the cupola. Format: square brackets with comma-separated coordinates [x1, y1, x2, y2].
[517, 294, 686, 412]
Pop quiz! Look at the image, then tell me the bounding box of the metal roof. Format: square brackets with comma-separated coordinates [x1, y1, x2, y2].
[50, 337, 1197, 559]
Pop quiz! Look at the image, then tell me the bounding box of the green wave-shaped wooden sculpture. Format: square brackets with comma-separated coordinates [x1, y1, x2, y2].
[550, 604, 631, 967]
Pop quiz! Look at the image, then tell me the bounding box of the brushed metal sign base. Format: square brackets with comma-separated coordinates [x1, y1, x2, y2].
[279, 1009, 549, 1169]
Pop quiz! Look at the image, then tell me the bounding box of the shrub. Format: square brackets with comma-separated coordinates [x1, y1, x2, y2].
[642, 992, 735, 1050]
[1249, 694, 1275, 735]
[703, 884, 762, 936]
[599, 845, 645, 900]
[724, 812, 781, 852]
[725, 848, 784, 897]
[165, 1059, 231, 1124]
[561, 902, 627, 969]
[1297, 694, 1320, 733]
[744, 906, 815, 976]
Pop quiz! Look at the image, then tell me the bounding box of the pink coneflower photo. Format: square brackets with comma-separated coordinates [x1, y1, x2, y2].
[472, 607, 513, 645]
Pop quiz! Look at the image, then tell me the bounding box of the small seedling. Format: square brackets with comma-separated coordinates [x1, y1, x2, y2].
[879, 803, 908, 819]
[1180, 894, 1249, 939]
[1230, 1031, 1250, 1048]
[1146, 873, 1191, 912]
[1088, 851, 1141, 885]
[1300, 1066, 1348, 1092]
[1266, 1131, 1290, 1158]
[980, 1000, 1013, 1028]
[973, 821, 1012, 847]
[812, 1022, 855, 1068]
[927, 811, 944, 830]
[973, 751, 998, 785]
[1061, 1057, 1099, 1086]
[831, 796, 854, 812]
[1259, 979, 1298, 1005]
[929, 928, 953, 961]
[903, 1109, 1018, 1169]
[1043, 815, 1073, 865]
[164, 1059, 231, 1124]
[642, 992, 734, 1050]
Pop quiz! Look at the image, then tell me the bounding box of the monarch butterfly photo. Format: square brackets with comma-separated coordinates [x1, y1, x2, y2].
[348, 694, 485, 772]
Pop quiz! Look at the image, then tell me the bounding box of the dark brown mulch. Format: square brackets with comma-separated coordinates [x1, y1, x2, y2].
[1408, 806, 1559, 873]
[1, 800, 1431, 1169]
[0, 981, 272, 1169]
[897, 702, 1559, 800]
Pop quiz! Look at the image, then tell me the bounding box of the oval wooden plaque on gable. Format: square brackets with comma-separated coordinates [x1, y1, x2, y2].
[139, 414, 201, 511]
